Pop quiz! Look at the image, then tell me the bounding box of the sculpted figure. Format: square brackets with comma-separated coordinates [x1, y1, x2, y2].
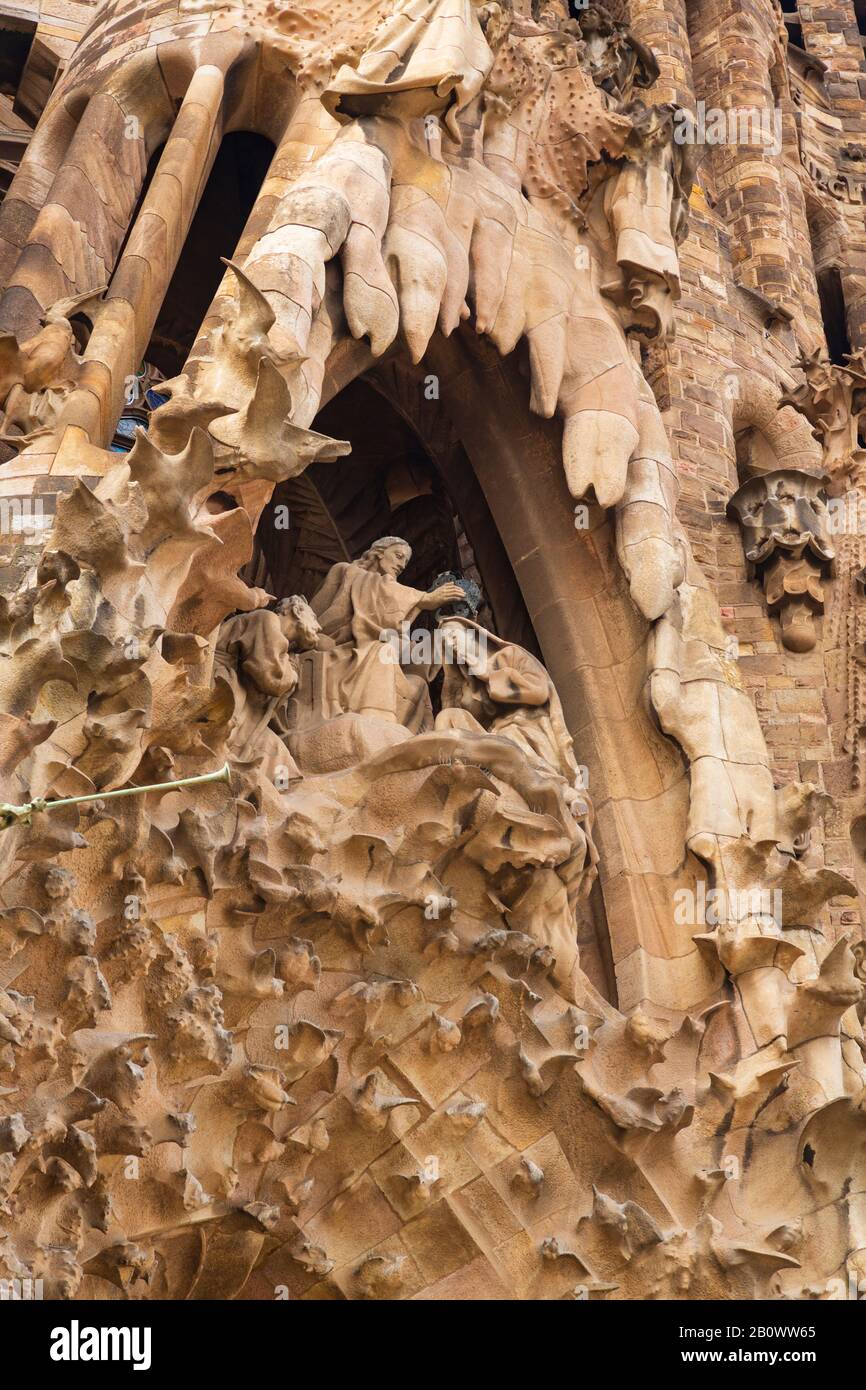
[215, 596, 321, 769]
[308, 537, 464, 730]
[576, 4, 659, 104]
[435, 615, 584, 794]
[434, 614, 596, 990]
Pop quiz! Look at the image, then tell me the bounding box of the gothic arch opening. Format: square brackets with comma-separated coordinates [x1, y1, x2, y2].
[248, 374, 537, 653]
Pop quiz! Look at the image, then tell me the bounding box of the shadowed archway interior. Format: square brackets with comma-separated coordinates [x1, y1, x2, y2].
[244, 368, 618, 1006]
[144, 130, 275, 380]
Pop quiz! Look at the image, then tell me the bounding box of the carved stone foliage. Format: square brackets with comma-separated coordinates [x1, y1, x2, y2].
[728, 469, 835, 652]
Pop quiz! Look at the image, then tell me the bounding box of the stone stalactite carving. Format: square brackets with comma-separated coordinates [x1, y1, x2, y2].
[727, 469, 835, 652]
[0, 0, 863, 1306]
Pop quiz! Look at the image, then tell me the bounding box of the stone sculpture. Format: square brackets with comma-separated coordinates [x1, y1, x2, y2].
[307, 536, 462, 728]
[437, 615, 585, 790]
[728, 469, 835, 652]
[215, 597, 321, 770]
[0, 0, 864, 1304]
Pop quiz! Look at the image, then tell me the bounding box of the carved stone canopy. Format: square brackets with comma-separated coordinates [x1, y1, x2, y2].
[728, 469, 835, 652]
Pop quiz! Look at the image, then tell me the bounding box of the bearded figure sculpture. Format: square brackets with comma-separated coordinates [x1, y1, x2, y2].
[279, 536, 463, 762]
[0, 0, 864, 1309]
[728, 470, 835, 653]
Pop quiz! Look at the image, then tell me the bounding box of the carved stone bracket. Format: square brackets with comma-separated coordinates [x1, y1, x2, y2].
[780, 347, 866, 488]
[728, 469, 835, 652]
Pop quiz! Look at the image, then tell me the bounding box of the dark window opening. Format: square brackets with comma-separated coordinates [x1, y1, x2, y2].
[782, 11, 805, 49]
[0, 19, 36, 101]
[816, 266, 852, 366]
[1, 20, 60, 127]
[143, 131, 274, 380]
[111, 131, 274, 450]
[854, 0, 866, 43]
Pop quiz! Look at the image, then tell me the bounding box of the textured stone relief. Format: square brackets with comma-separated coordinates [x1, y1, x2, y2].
[782, 352, 866, 803]
[728, 469, 835, 653]
[0, 0, 863, 1306]
[782, 348, 866, 488]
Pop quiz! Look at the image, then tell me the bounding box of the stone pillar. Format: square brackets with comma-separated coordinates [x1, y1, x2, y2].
[47, 64, 227, 449]
[0, 92, 148, 339]
[689, 0, 799, 318]
[627, 0, 695, 107]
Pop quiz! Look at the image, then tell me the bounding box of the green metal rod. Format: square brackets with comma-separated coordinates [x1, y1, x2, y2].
[0, 762, 231, 831]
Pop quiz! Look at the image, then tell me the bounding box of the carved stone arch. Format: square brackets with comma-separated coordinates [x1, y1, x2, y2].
[727, 370, 823, 481]
[296, 326, 706, 1013]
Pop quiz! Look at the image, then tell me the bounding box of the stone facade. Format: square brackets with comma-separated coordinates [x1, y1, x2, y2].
[0, 0, 866, 1302]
